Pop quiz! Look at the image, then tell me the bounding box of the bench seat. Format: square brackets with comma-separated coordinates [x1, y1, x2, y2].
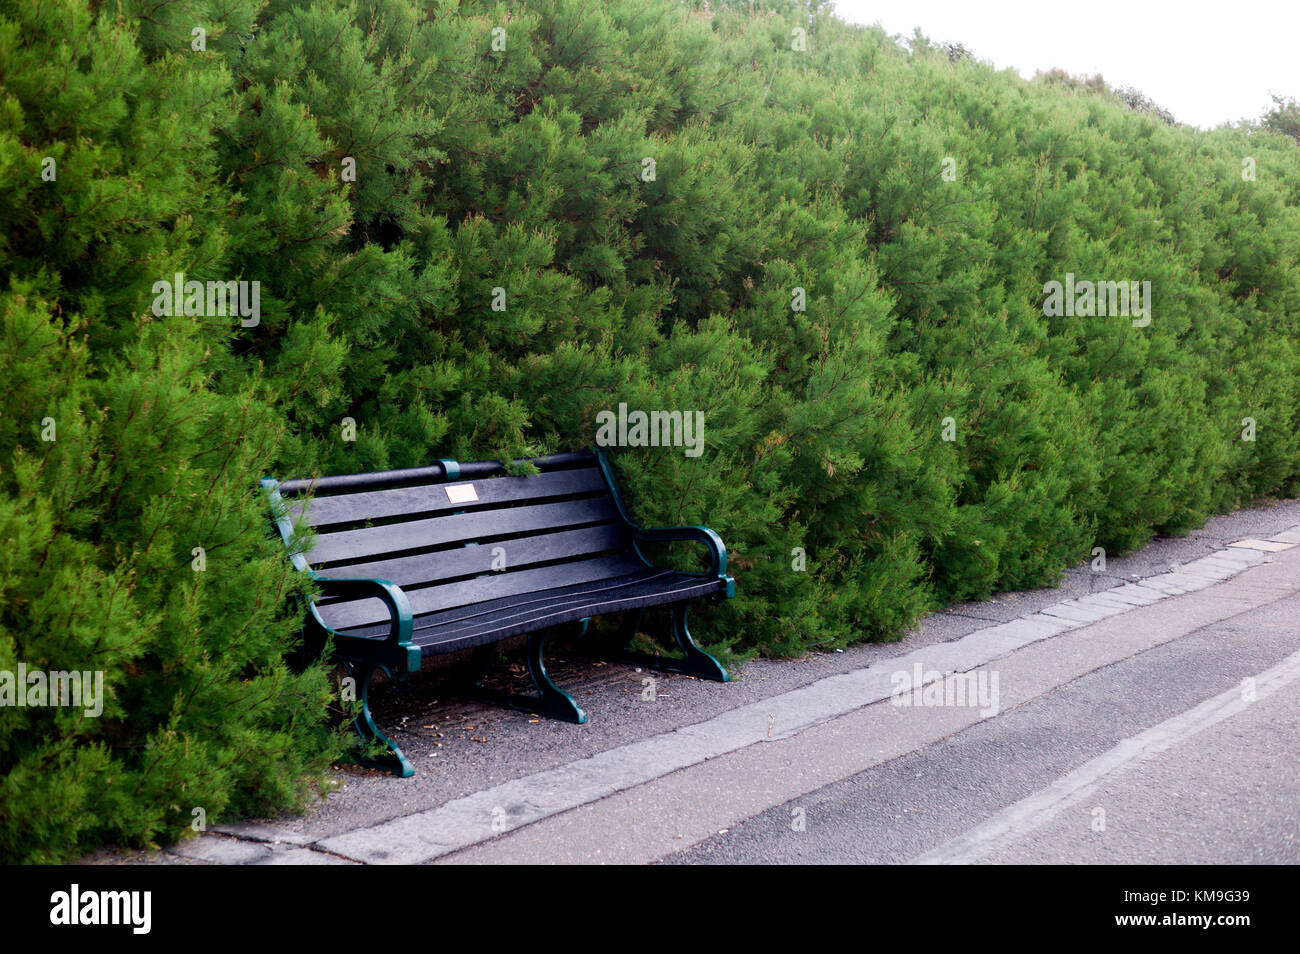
[335, 565, 728, 653]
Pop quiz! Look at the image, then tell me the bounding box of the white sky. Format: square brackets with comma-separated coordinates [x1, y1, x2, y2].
[830, 0, 1300, 129]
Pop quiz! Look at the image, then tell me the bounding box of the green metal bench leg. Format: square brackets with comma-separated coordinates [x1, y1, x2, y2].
[525, 625, 588, 723]
[655, 602, 731, 682]
[672, 602, 729, 681]
[344, 660, 414, 778]
[614, 602, 729, 681]
[472, 622, 588, 724]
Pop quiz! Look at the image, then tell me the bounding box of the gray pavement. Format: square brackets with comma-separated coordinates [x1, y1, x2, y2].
[668, 594, 1300, 865]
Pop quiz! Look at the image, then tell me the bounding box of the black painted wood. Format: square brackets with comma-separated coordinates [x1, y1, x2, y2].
[317, 553, 649, 630]
[318, 523, 631, 590]
[293, 452, 666, 636]
[333, 569, 727, 655]
[275, 450, 728, 666]
[295, 465, 608, 528]
[309, 497, 621, 565]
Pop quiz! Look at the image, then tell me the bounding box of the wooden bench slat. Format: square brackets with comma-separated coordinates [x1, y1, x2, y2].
[333, 568, 670, 638]
[316, 553, 647, 631]
[413, 576, 725, 653]
[417, 568, 677, 631]
[332, 568, 725, 652]
[309, 497, 620, 565]
[293, 465, 608, 528]
[315, 523, 630, 589]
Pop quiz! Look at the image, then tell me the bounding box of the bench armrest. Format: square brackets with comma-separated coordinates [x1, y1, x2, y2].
[308, 577, 421, 673]
[590, 446, 734, 598]
[632, 526, 735, 599]
[632, 525, 727, 577]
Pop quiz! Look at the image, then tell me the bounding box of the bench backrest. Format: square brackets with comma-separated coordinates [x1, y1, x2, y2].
[264, 450, 642, 632]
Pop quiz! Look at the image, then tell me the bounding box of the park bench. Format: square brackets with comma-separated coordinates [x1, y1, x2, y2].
[262, 448, 734, 776]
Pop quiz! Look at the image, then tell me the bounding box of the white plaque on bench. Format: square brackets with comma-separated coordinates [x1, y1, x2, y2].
[444, 483, 478, 504]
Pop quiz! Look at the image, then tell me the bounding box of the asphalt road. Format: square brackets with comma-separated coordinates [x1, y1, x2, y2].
[666, 592, 1300, 865]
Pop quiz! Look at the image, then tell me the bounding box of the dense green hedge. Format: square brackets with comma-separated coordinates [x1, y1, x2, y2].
[2, 0, 1297, 860]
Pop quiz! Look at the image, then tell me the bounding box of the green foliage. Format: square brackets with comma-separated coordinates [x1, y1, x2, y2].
[1260, 95, 1300, 143]
[2, 0, 1299, 860]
